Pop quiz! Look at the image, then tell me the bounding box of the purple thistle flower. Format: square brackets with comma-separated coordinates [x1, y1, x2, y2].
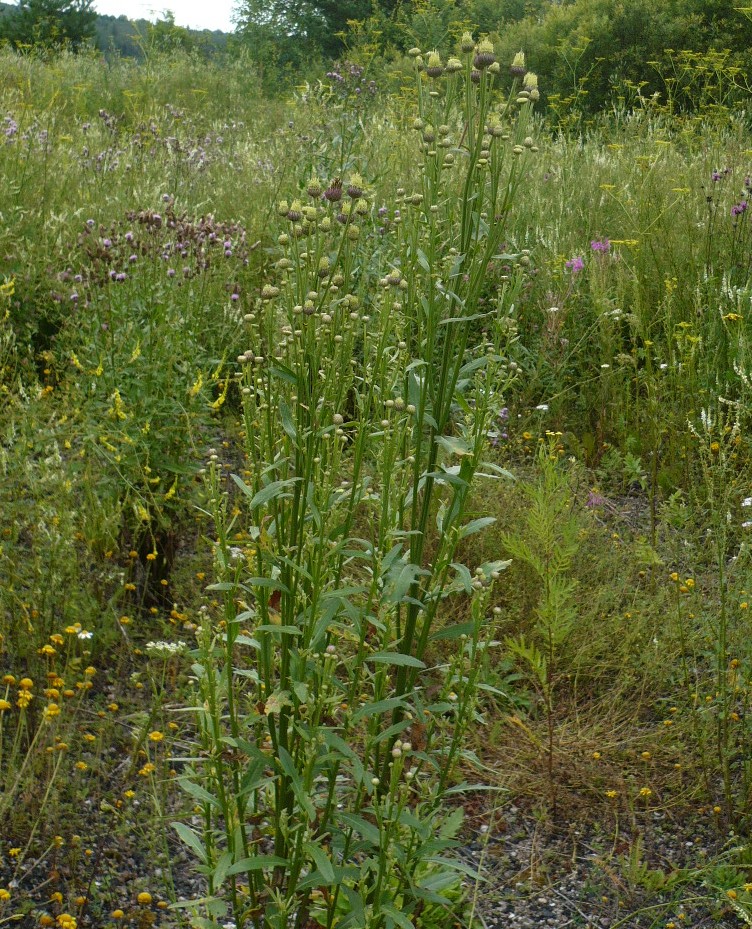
[565, 256, 585, 273]
[732, 201, 748, 217]
[591, 238, 610, 252]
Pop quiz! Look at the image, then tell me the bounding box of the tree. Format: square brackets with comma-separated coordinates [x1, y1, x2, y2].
[235, 0, 401, 60]
[0, 0, 96, 49]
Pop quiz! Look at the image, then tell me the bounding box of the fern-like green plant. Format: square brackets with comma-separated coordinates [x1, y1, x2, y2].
[503, 442, 580, 814]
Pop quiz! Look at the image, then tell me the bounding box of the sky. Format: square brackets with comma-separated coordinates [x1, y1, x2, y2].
[93, 0, 237, 32]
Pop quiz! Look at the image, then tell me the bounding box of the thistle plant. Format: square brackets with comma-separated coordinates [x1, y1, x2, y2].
[179, 36, 539, 929]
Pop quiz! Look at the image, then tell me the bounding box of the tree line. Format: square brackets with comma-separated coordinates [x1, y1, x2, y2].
[2, 0, 752, 115]
[0, 1, 228, 56]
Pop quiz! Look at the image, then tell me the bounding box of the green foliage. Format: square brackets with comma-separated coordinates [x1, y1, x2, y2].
[0, 0, 96, 49]
[502, 444, 580, 812]
[235, 0, 395, 62]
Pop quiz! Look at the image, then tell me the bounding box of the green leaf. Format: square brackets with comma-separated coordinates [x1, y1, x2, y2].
[352, 696, 408, 723]
[338, 811, 381, 846]
[369, 651, 425, 668]
[277, 747, 316, 821]
[279, 399, 297, 441]
[231, 474, 300, 510]
[226, 855, 289, 876]
[429, 620, 476, 642]
[172, 822, 207, 864]
[212, 850, 233, 890]
[293, 681, 309, 703]
[177, 778, 221, 810]
[435, 435, 473, 457]
[304, 842, 336, 884]
[459, 516, 496, 539]
[380, 901, 415, 929]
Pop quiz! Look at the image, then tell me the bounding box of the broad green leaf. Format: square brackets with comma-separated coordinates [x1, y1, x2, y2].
[369, 651, 425, 669]
[304, 842, 336, 884]
[380, 901, 415, 929]
[338, 811, 380, 846]
[277, 747, 316, 820]
[226, 855, 288, 876]
[178, 778, 221, 809]
[459, 516, 496, 538]
[212, 850, 233, 890]
[172, 822, 207, 864]
[352, 696, 407, 723]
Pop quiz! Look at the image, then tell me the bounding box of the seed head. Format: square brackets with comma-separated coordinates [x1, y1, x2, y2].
[474, 38, 496, 70]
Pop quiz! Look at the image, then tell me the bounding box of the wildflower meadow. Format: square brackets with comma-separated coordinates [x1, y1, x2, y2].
[3, 30, 752, 929]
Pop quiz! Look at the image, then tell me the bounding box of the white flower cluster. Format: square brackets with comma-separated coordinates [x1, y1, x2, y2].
[145, 640, 187, 657]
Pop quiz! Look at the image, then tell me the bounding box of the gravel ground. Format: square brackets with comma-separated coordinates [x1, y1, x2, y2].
[459, 804, 745, 929]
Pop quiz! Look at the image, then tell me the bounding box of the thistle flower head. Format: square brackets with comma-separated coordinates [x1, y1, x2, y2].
[446, 57, 463, 73]
[426, 51, 444, 78]
[306, 175, 323, 198]
[324, 178, 343, 203]
[460, 31, 475, 54]
[474, 38, 496, 69]
[510, 51, 527, 76]
[347, 172, 364, 198]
